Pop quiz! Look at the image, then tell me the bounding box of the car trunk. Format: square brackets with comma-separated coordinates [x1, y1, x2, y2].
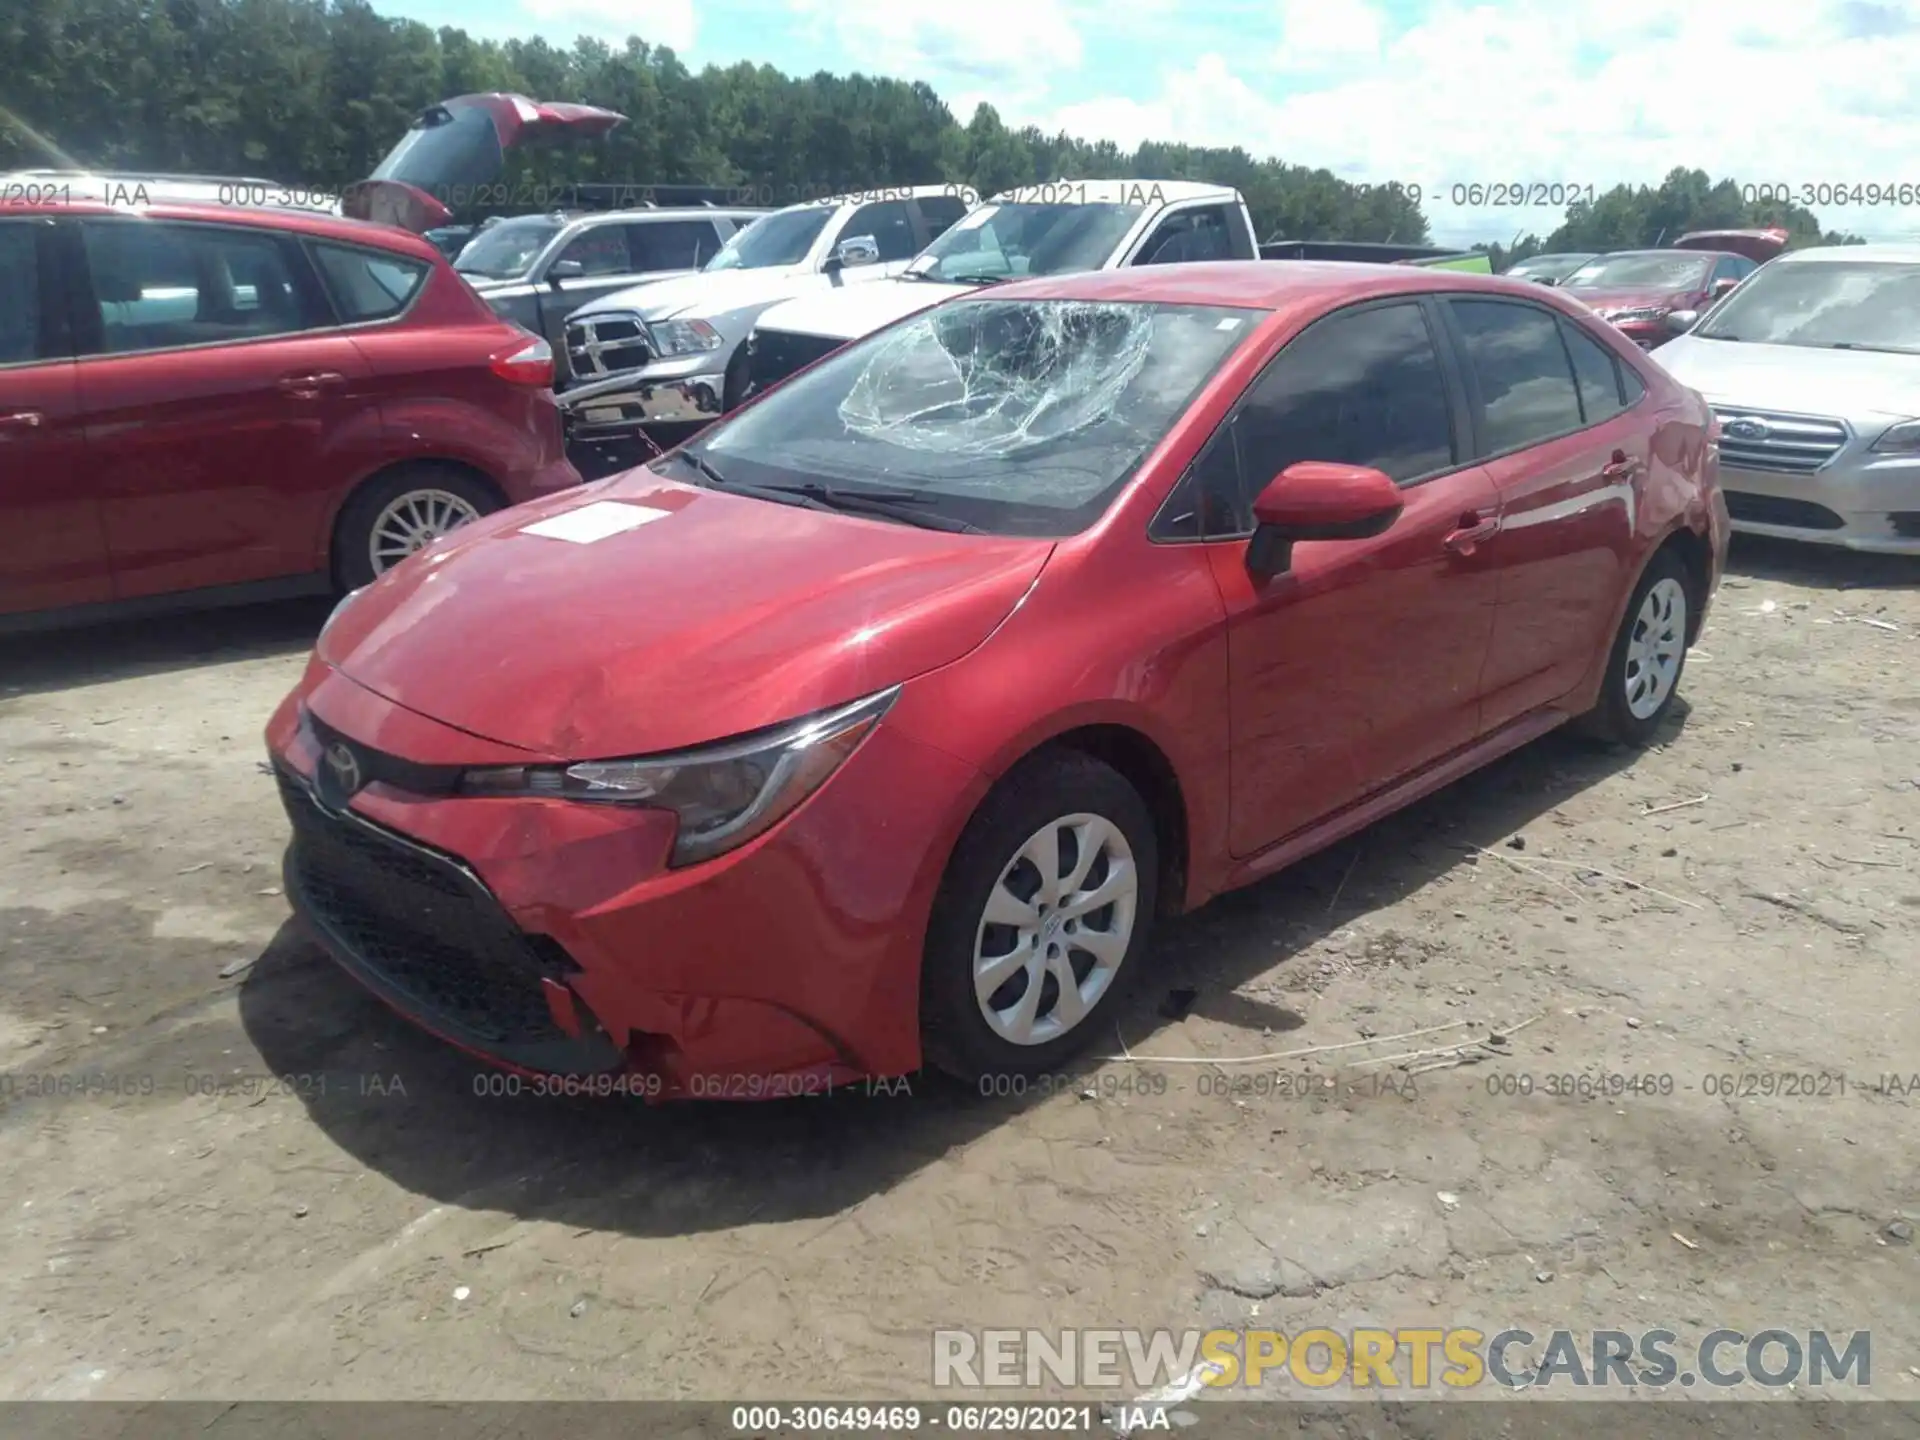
[341, 93, 625, 234]
[1673, 228, 1790, 264]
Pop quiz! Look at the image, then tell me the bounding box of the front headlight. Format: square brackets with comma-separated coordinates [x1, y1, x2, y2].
[317, 585, 368, 646]
[647, 317, 724, 357]
[1872, 419, 1920, 453]
[457, 686, 898, 866]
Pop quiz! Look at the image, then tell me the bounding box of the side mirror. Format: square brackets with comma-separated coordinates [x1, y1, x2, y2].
[1247, 462, 1403, 579]
[1711, 277, 1740, 299]
[826, 235, 880, 272]
[1666, 309, 1700, 334]
[549, 259, 585, 284]
[1533, 275, 1559, 286]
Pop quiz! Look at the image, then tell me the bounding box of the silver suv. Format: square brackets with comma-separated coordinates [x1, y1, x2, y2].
[453, 207, 766, 383]
[1655, 243, 1920, 555]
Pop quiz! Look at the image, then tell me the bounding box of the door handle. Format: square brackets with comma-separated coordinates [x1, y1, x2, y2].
[0, 410, 45, 432]
[276, 371, 346, 399]
[1444, 512, 1499, 555]
[1601, 448, 1642, 482]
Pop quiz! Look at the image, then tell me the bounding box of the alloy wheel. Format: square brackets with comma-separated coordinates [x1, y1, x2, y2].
[973, 813, 1139, 1046]
[1624, 576, 1687, 720]
[368, 488, 483, 574]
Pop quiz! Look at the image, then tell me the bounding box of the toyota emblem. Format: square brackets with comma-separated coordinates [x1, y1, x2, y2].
[323, 740, 363, 796]
[1724, 417, 1769, 441]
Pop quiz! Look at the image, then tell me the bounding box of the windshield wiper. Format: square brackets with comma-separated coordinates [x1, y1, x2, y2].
[942, 274, 1011, 287]
[1830, 342, 1920, 354]
[763, 482, 982, 533]
[670, 449, 732, 489]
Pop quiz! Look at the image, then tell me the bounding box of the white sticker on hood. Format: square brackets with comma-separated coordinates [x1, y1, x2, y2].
[520, 501, 670, 544]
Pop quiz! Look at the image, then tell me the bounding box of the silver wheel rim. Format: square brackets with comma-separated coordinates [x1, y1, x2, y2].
[974, 813, 1138, 1046]
[369, 489, 482, 574]
[1624, 576, 1687, 720]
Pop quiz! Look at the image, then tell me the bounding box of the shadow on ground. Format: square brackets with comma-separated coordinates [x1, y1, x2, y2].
[1724, 533, 1919, 590]
[0, 597, 329, 699]
[239, 708, 1683, 1239]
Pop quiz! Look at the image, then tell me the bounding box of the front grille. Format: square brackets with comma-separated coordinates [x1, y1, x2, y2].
[566, 312, 654, 380]
[278, 768, 573, 1048]
[1712, 407, 1848, 474]
[747, 328, 846, 397]
[1724, 492, 1847, 531]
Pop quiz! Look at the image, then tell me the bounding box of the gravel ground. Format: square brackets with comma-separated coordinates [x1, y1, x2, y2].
[0, 535, 1914, 1406]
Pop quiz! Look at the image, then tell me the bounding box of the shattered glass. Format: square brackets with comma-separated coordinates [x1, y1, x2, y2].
[838, 301, 1154, 458]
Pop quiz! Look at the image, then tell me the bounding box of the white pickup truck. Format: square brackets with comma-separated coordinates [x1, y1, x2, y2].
[740, 180, 1260, 397]
[556, 184, 979, 430]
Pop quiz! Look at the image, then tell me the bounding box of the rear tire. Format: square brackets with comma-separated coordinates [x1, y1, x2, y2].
[1575, 547, 1693, 747]
[920, 750, 1159, 1084]
[333, 464, 501, 592]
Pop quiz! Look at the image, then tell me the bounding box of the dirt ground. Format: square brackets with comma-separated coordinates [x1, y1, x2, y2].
[0, 535, 1915, 1407]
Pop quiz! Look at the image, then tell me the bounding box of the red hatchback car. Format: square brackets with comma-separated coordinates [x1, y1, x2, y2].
[266, 262, 1728, 1098]
[0, 184, 578, 627]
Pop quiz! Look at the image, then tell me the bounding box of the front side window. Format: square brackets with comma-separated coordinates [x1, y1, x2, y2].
[555, 225, 631, 277]
[1447, 299, 1584, 453]
[453, 216, 562, 279]
[80, 220, 310, 354]
[839, 201, 919, 262]
[694, 298, 1262, 537]
[0, 222, 44, 365]
[917, 195, 969, 238]
[310, 243, 430, 322]
[1693, 259, 1920, 351]
[1134, 206, 1234, 265]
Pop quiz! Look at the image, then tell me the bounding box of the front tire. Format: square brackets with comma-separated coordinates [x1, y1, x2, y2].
[921, 750, 1159, 1083]
[1577, 547, 1693, 746]
[334, 465, 500, 591]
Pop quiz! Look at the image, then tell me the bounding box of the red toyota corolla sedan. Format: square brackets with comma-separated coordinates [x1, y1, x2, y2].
[266, 261, 1728, 1099]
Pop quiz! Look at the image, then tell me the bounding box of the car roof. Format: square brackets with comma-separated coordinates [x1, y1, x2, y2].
[0, 190, 443, 260]
[988, 178, 1237, 206]
[1775, 242, 1920, 264]
[982, 260, 1586, 310]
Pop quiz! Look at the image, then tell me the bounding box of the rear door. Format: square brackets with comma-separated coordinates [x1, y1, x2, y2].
[72, 216, 377, 598]
[0, 215, 109, 615]
[1439, 297, 1645, 728]
[1168, 298, 1502, 855]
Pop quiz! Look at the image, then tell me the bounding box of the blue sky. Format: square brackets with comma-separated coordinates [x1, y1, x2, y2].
[379, 0, 1920, 244]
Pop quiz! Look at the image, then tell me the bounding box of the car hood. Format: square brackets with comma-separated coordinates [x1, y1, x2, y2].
[757, 276, 969, 341]
[316, 470, 1052, 758]
[571, 266, 813, 322]
[1652, 334, 1920, 421]
[1564, 287, 1696, 313]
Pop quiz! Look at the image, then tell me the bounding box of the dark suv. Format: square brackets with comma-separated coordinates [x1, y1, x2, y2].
[1, 183, 580, 627]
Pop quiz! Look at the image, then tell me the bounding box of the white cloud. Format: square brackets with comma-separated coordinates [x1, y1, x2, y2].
[1033, 0, 1920, 243]
[791, 0, 1085, 119]
[519, 0, 697, 51]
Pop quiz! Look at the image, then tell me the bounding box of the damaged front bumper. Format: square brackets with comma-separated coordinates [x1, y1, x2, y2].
[558, 363, 728, 434]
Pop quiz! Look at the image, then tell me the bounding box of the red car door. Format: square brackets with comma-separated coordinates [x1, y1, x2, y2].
[1440, 297, 1643, 729]
[1176, 298, 1503, 857]
[73, 216, 373, 599]
[0, 215, 111, 615]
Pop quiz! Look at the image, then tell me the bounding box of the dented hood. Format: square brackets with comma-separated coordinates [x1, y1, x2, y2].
[316, 471, 1051, 758]
[342, 93, 624, 234]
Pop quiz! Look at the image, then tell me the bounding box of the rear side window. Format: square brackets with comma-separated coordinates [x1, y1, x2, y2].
[1559, 319, 1625, 424]
[0, 222, 42, 365]
[80, 220, 312, 353]
[917, 195, 969, 238]
[310, 243, 429, 322]
[628, 220, 720, 271]
[1448, 298, 1583, 453]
